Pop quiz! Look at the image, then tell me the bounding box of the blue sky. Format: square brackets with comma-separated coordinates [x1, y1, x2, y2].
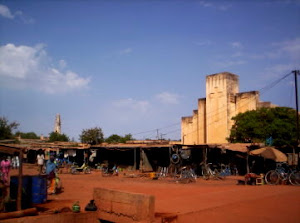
[0, 0, 299, 141]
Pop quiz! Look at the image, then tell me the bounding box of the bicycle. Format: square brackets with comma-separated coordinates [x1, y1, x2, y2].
[201, 163, 225, 180]
[265, 163, 300, 186]
[101, 164, 118, 177]
[219, 164, 231, 177]
[174, 165, 197, 183]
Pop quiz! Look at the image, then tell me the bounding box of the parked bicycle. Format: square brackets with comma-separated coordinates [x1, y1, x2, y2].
[173, 165, 197, 183]
[265, 162, 300, 186]
[201, 162, 225, 180]
[219, 164, 231, 177]
[101, 164, 118, 177]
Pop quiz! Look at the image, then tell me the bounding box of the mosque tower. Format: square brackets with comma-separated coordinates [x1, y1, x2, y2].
[54, 114, 61, 134]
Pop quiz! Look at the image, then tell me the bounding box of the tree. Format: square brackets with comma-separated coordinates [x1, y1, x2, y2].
[229, 107, 299, 147]
[48, 132, 69, 142]
[105, 133, 134, 143]
[0, 117, 19, 140]
[121, 134, 134, 143]
[16, 131, 39, 139]
[80, 127, 104, 145]
[105, 134, 122, 143]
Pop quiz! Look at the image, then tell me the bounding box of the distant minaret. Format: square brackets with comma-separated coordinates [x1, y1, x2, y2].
[54, 114, 61, 134]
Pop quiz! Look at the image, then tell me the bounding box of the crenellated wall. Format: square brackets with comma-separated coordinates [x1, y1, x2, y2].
[181, 72, 275, 144]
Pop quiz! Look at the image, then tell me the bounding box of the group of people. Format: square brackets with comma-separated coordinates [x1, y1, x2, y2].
[1, 150, 59, 195]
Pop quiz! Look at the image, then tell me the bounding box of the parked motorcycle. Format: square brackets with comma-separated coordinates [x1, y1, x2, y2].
[70, 162, 91, 174]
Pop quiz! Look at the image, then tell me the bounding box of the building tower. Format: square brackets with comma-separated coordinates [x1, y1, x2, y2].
[205, 72, 239, 143]
[54, 114, 61, 134]
[181, 72, 272, 144]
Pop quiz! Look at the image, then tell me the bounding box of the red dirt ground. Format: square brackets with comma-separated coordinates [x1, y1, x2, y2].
[10, 164, 300, 222]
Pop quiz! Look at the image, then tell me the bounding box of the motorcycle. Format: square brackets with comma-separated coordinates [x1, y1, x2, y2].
[70, 162, 91, 174]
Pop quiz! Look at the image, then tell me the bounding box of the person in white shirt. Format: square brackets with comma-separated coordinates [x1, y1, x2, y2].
[36, 150, 45, 174]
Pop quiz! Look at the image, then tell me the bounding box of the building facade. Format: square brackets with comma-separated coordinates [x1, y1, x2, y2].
[181, 72, 275, 144]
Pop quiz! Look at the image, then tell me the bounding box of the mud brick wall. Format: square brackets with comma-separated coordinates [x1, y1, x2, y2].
[93, 188, 155, 223]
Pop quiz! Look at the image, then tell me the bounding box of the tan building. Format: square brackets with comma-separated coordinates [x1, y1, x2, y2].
[181, 72, 275, 144]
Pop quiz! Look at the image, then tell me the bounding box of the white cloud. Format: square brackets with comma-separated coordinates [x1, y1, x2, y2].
[0, 4, 14, 19]
[199, 1, 231, 11]
[112, 98, 150, 113]
[230, 42, 243, 49]
[59, 60, 67, 69]
[0, 43, 90, 94]
[231, 52, 243, 57]
[155, 92, 180, 104]
[215, 60, 247, 67]
[199, 1, 213, 8]
[194, 40, 213, 46]
[119, 48, 133, 55]
[263, 63, 298, 81]
[275, 38, 300, 59]
[0, 4, 34, 24]
[252, 38, 300, 60]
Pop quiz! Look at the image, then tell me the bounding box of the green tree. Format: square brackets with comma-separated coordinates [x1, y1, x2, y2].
[105, 134, 122, 143]
[229, 107, 299, 147]
[48, 132, 69, 142]
[105, 133, 134, 143]
[121, 134, 134, 143]
[80, 127, 104, 145]
[0, 117, 19, 140]
[16, 131, 39, 139]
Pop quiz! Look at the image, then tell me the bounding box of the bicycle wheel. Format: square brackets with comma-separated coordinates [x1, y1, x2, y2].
[189, 169, 197, 182]
[71, 168, 78, 175]
[169, 164, 179, 178]
[289, 171, 300, 186]
[265, 170, 280, 185]
[84, 167, 91, 174]
[213, 169, 225, 180]
[202, 169, 209, 180]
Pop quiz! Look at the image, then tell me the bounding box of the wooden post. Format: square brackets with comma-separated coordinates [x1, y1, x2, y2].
[133, 148, 136, 170]
[246, 147, 250, 174]
[17, 149, 23, 211]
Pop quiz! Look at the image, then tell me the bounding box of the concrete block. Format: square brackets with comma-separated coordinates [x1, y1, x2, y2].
[94, 187, 155, 223]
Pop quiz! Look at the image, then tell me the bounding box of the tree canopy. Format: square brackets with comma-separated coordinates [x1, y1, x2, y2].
[228, 107, 299, 147]
[16, 131, 39, 139]
[0, 117, 19, 140]
[48, 132, 69, 142]
[79, 127, 104, 145]
[105, 134, 134, 143]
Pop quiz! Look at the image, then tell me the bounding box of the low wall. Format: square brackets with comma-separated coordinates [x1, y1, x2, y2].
[93, 188, 155, 223]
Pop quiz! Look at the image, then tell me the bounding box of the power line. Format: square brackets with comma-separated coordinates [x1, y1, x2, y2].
[132, 72, 293, 140]
[182, 72, 293, 138]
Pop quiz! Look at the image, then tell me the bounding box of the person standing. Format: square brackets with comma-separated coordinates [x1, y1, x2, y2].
[36, 151, 45, 174]
[46, 155, 57, 194]
[23, 149, 28, 163]
[0, 156, 11, 186]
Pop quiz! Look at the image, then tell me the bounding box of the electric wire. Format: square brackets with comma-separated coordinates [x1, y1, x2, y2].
[131, 72, 293, 140]
[181, 72, 293, 139]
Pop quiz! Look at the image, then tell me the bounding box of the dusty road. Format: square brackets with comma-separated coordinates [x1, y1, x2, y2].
[11, 164, 300, 222]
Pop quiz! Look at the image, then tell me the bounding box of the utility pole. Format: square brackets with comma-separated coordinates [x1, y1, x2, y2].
[293, 70, 300, 160]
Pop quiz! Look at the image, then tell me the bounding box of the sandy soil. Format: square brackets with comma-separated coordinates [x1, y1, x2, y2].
[10, 164, 300, 222]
